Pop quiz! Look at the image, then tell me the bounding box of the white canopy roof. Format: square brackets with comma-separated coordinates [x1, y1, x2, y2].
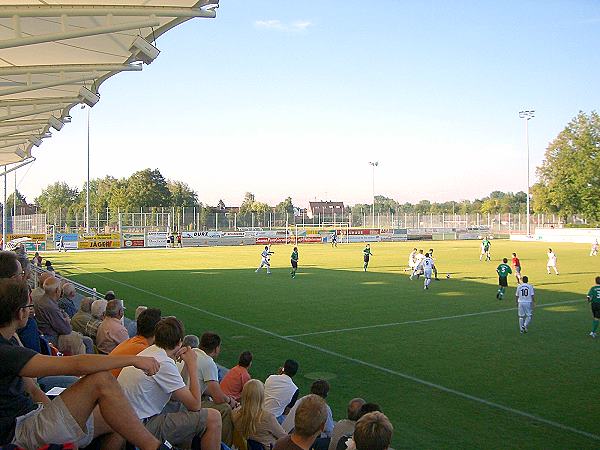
[0, 1, 218, 165]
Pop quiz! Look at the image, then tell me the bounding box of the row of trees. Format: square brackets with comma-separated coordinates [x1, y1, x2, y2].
[13, 111, 600, 224]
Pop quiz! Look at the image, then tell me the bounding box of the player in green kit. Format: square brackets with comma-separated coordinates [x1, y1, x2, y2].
[363, 244, 373, 272]
[290, 247, 299, 278]
[496, 258, 512, 299]
[586, 276, 600, 337]
[480, 237, 492, 262]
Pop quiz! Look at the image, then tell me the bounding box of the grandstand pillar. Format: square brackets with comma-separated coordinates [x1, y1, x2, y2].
[2, 165, 6, 250]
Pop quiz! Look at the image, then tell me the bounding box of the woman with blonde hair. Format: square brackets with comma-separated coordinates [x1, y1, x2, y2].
[232, 379, 286, 449]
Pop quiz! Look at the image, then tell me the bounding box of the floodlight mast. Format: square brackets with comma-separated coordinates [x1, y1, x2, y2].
[519, 110, 535, 237]
[369, 161, 379, 228]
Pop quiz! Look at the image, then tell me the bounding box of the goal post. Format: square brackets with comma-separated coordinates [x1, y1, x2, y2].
[293, 222, 350, 245]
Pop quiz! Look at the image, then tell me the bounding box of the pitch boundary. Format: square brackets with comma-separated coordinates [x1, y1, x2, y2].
[68, 266, 599, 443]
[284, 299, 581, 338]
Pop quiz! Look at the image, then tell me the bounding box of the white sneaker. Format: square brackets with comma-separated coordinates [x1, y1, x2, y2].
[523, 327, 528, 333]
[520, 327, 524, 334]
[590, 332, 597, 338]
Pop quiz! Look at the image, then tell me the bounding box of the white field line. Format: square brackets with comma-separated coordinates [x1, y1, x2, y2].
[69, 266, 599, 443]
[284, 299, 582, 338]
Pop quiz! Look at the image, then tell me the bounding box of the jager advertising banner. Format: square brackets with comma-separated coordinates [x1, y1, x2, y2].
[78, 233, 121, 249]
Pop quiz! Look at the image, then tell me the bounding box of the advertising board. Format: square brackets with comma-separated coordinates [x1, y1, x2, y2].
[78, 233, 121, 249]
[122, 232, 145, 248]
[147, 231, 168, 247]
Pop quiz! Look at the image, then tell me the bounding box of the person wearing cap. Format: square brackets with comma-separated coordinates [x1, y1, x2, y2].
[96, 299, 129, 354]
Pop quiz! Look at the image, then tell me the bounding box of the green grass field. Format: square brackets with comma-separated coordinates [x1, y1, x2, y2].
[47, 240, 600, 449]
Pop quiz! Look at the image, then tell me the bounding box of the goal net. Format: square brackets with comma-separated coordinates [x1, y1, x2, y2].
[293, 223, 350, 245]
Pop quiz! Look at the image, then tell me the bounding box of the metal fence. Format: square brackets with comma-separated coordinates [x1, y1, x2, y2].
[8, 207, 588, 235]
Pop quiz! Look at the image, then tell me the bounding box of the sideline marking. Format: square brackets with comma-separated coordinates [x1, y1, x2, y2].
[68, 266, 599, 443]
[284, 299, 582, 338]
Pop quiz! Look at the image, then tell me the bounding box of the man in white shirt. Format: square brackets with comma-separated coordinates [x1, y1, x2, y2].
[118, 318, 221, 449]
[422, 254, 436, 290]
[255, 246, 274, 274]
[410, 250, 425, 280]
[516, 276, 535, 333]
[179, 332, 236, 446]
[264, 359, 300, 423]
[546, 248, 559, 275]
[407, 248, 418, 271]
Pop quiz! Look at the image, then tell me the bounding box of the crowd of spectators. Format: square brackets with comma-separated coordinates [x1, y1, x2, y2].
[0, 248, 394, 450]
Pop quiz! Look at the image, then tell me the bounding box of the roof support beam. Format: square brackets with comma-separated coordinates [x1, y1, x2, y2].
[0, 97, 78, 107]
[0, 64, 142, 76]
[0, 140, 28, 149]
[0, 18, 160, 50]
[0, 74, 97, 96]
[0, 119, 52, 127]
[0, 105, 61, 122]
[0, 7, 216, 19]
[0, 125, 44, 138]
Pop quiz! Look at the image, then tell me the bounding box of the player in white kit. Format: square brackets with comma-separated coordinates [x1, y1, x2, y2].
[422, 253, 436, 290]
[591, 239, 599, 257]
[408, 248, 418, 271]
[255, 245, 274, 274]
[516, 275, 535, 333]
[546, 248, 559, 275]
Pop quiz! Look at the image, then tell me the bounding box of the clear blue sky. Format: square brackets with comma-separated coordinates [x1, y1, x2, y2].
[18, 0, 600, 207]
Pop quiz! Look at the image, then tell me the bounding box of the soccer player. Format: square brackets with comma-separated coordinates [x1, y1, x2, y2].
[480, 237, 491, 262]
[590, 239, 598, 257]
[496, 258, 512, 299]
[363, 244, 373, 272]
[428, 248, 440, 281]
[586, 276, 600, 338]
[410, 250, 425, 280]
[516, 275, 535, 333]
[255, 245, 274, 274]
[511, 252, 522, 284]
[331, 232, 338, 247]
[290, 247, 299, 278]
[422, 253, 436, 290]
[546, 248, 559, 275]
[408, 248, 418, 271]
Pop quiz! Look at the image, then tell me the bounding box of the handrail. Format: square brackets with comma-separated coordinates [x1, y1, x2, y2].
[31, 265, 103, 300]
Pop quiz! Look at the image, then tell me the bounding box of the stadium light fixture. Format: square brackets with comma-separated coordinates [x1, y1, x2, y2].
[129, 36, 160, 65]
[48, 115, 64, 131]
[78, 86, 100, 107]
[519, 110, 535, 237]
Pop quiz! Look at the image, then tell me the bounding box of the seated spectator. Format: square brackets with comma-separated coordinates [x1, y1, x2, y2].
[180, 332, 236, 446]
[117, 317, 222, 449]
[273, 395, 328, 450]
[328, 398, 365, 450]
[335, 403, 382, 450]
[105, 290, 116, 301]
[33, 277, 91, 355]
[96, 299, 129, 354]
[352, 412, 393, 450]
[0, 277, 168, 450]
[220, 350, 252, 402]
[232, 379, 286, 449]
[71, 297, 94, 335]
[58, 282, 83, 318]
[110, 307, 162, 377]
[45, 259, 54, 272]
[32, 251, 42, 267]
[85, 298, 107, 340]
[30, 272, 52, 304]
[282, 379, 334, 441]
[264, 359, 300, 423]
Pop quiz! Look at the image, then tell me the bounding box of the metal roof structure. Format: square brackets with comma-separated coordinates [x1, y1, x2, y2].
[0, 1, 219, 166]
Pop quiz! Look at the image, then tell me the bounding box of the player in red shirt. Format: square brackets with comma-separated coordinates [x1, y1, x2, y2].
[511, 252, 522, 284]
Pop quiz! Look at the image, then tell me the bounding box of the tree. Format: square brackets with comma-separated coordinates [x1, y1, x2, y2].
[275, 197, 295, 215]
[35, 182, 78, 212]
[125, 168, 171, 209]
[239, 192, 256, 215]
[536, 111, 600, 221]
[168, 180, 198, 207]
[7, 190, 27, 212]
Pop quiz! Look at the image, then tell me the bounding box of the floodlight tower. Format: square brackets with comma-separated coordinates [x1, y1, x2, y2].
[519, 110, 535, 236]
[369, 161, 379, 228]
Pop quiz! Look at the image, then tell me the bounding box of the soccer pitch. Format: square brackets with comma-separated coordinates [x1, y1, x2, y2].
[50, 240, 600, 449]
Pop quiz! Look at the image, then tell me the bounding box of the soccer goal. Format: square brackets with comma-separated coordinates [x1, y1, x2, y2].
[293, 223, 350, 245]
